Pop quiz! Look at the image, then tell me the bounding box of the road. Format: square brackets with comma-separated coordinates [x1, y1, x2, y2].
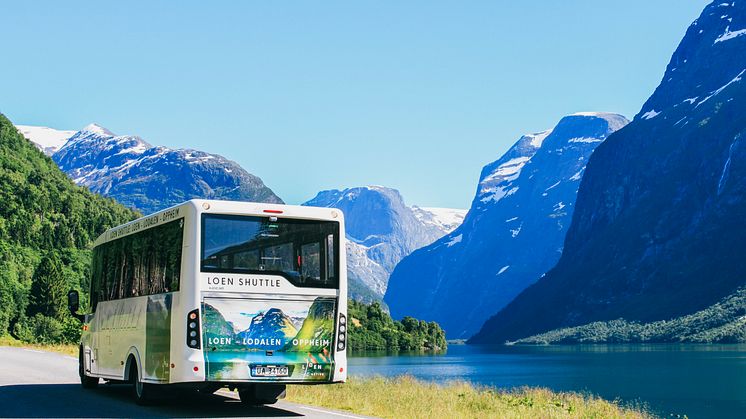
[0, 347, 373, 419]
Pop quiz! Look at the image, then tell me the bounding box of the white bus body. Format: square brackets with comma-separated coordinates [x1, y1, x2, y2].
[73, 200, 347, 404]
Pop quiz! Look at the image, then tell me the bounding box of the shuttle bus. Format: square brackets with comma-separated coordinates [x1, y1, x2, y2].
[68, 200, 348, 405]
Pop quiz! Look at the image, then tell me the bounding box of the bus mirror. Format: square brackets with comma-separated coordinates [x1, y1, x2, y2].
[67, 290, 84, 322]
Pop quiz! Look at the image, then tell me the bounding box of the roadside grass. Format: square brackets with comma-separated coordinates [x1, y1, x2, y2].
[0, 340, 653, 418]
[286, 375, 652, 419]
[0, 335, 77, 357]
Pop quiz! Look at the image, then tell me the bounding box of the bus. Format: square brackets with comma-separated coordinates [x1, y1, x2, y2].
[67, 199, 348, 405]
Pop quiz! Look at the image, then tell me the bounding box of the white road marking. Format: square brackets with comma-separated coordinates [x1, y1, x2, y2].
[292, 404, 367, 418]
[215, 389, 371, 418]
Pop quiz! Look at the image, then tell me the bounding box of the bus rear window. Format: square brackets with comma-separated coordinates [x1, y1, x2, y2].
[201, 214, 339, 288]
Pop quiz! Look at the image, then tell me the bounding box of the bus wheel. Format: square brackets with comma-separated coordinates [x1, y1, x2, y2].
[129, 359, 158, 405]
[238, 384, 285, 406]
[78, 347, 99, 389]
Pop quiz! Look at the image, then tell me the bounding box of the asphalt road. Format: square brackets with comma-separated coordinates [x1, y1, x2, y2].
[0, 347, 372, 419]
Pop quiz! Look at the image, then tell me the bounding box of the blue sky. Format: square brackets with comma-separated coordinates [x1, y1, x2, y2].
[1, 1, 709, 209]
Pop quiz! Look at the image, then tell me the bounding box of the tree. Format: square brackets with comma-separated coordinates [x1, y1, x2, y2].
[28, 253, 68, 320]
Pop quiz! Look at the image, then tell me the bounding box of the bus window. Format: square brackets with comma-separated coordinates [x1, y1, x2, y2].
[201, 214, 339, 288]
[234, 250, 259, 269]
[90, 218, 184, 303]
[326, 234, 335, 284]
[264, 243, 294, 272]
[301, 242, 321, 281]
[219, 254, 231, 269]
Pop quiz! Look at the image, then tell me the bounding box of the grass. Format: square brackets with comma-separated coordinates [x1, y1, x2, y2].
[0, 338, 652, 418]
[286, 375, 652, 419]
[0, 335, 77, 357]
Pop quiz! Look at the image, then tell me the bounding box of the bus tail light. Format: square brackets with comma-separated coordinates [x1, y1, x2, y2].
[337, 313, 346, 352]
[187, 309, 201, 349]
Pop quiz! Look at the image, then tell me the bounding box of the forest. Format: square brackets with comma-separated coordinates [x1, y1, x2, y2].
[513, 287, 746, 344]
[348, 299, 447, 352]
[0, 113, 138, 343]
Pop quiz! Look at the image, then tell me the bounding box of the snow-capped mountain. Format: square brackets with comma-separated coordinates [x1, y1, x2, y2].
[384, 112, 629, 338]
[52, 124, 283, 213]
[236, 308, 297, 349]
[303, 186, 466, 302]
[412, 206, 467, 232]
[15, 125, 76, 156]
[472, 1, 746, 344]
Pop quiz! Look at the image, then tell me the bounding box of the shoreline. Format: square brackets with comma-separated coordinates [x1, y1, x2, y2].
[0, 338, 651, 418]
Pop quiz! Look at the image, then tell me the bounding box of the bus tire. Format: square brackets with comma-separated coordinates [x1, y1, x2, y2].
[129, 358, 158, 405]
[78, 347, 99, 389]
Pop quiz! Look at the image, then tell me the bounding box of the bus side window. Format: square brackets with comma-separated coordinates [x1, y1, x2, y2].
[326, 234, 335, 283]
[93, 218, 185, 303]
[90, 246, 104, 311]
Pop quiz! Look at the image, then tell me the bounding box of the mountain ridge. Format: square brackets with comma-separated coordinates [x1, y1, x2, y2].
[385, 112, 628, 338]
[49, 124, 283, 213]
[471, 0, 746, 344]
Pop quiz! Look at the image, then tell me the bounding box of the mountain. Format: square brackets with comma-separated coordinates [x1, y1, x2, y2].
[285, 298, 335, 352]
[411, 206, 468, 232]
[384, 112, 629, 338]
[0, 114, 137, 341]
[237, 308, 298, 350]
[303, 186, 466, 302]
[471, 1, 746, 344]
[50, 124, 283, 214]
[202, 303, 236, 344]
[15, 125, 76, 156]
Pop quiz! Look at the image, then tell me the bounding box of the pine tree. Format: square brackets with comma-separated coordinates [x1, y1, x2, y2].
[28, 253, 68, 320]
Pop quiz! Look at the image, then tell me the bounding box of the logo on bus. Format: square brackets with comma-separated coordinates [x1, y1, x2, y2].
[205, 276, 281, 290]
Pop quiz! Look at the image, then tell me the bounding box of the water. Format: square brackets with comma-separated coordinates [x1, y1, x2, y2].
[348, 344, 746, 419]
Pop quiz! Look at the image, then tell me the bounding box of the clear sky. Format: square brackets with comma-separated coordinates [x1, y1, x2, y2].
[1, 1, 710, 209]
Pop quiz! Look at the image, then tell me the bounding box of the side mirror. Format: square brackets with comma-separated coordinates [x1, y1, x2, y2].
[67, 290, 84, 322]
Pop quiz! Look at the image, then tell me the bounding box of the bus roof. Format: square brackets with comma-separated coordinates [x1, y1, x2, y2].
[93, 199, 345, 247]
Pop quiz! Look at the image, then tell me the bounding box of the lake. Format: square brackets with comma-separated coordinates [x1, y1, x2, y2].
[348, 344, 746, 419]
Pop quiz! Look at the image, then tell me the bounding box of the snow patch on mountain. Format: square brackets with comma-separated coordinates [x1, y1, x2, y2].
[696, 68, 745, 106]
[446, 234, 463, 247]
[413, 206, 467, 232]
[80, 123, 115, 137]
[714, 25, 746, 43]
[528, 129, 553, 148]
[15, 125, 76, 155]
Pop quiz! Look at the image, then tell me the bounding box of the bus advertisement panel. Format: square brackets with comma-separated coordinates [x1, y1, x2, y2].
[201, 296, 335, 382]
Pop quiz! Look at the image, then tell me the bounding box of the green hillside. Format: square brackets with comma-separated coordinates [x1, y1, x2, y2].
[513, 288, 746, 345]
[348, 300, 446, 352]
[0, 113, 138, 343]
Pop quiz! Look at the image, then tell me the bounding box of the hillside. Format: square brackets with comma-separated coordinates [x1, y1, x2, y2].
[348, 299, 446, 351]
[513, 288, 746, 344]
[0, 114, 137, 342]
[472, 1, 746, 344]
[385, 113, 628, 338]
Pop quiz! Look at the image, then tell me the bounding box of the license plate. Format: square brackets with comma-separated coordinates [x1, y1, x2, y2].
[250, 365, 289, 377]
